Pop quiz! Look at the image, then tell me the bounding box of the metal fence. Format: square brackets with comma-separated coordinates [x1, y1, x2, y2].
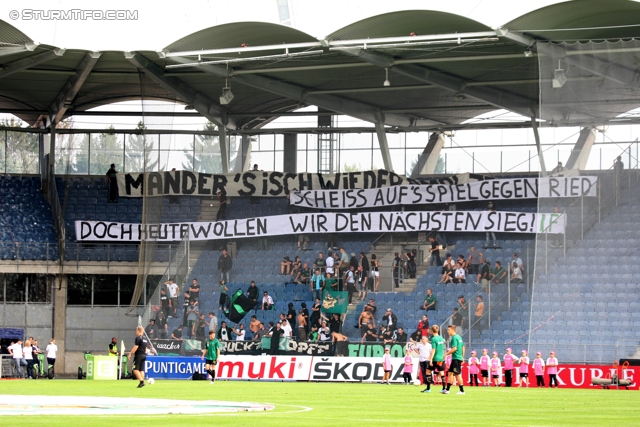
[0, 242, 58, 262]
[460, 342, 638, 364]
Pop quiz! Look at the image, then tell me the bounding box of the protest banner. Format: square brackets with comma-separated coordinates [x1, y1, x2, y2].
[116, 169, 485, 198]
[289, 176, 597, 210]
[75, 211, 566, 242]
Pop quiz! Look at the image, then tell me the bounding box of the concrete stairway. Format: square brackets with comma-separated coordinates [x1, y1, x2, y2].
[184, 196, 222, 275]
[198, 195, 220, 222]
[369, 234, 430, 293]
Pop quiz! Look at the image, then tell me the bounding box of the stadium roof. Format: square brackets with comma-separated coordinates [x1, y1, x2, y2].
[1, 0, 640, 131]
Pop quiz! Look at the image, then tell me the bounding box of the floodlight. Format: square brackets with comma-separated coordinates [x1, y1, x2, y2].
[552, 69, 567, 88]
[383, 68, 390, 87]
[524, 49, 533, 58]
[220, 87, 234, 105]
[220, 77, 234, 105]
[552, 60, 567, 88]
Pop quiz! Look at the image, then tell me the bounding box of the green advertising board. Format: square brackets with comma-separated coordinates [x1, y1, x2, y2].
[86, 355, 118, 380]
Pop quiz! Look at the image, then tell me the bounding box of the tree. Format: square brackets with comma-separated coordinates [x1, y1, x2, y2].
[182, 121, 238, 173]
[54, 118, 85, 174]
[125, 121, 158, 172]
[342, 162, 364, 172]
[2, 118, 39, 173]
[74, 126, 123, 175]
[409, 153, 446, 176]
[434, 155, 446, 174]
[183, 121, 218, 172]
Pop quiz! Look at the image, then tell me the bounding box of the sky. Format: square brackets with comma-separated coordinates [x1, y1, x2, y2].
[0, 0, 566, 52]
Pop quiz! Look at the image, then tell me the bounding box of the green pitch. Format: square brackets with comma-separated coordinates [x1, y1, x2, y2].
[2, 380, 639, 426]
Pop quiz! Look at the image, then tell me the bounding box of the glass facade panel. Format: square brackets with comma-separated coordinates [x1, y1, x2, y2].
[6, 131, 38, 173]
[5, 274, 25, 302]
[125, 134, 159, 172]
[89, 132, 124, 175]
[28, 274, 51, 303]
[93, 275, 118, 306]
[67, 275, 92, 305]
[119, 275, 137, 306]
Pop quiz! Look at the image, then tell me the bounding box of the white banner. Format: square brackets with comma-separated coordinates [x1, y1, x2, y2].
[310, 356, 419, 383]
[216, 355, 313, 381]
[290, 176, 598, 210]
[75, 211, 566, 242]
[116, 170, 485, 198]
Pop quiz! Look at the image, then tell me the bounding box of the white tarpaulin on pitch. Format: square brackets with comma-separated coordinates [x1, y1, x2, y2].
[289, 176, 597, 210]
[75, 211, 566, 242]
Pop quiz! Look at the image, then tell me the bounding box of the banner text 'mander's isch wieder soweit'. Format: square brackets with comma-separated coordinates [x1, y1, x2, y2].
[75, 211, 566, 242]
[116, 169, 488, 198]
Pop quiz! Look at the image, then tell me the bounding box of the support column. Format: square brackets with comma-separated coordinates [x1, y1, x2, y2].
[283, 133, 297, 173]
[374, 123, 393, 171]
[49, 123, 56, 175]
[218, 127, 229, 173]
[531, 118, 547, 177]
[233, 135, 252, 172]
[565, 127, 596, 171]
[41, 133, 51, 192]
[410, 132, 445, 177]
[39, 133, 46, 177]
[53, 275, 67, 373]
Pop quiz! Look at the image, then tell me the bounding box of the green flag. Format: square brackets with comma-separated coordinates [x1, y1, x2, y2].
[321, 290, 348, 314]
[224, 289, 257, 323]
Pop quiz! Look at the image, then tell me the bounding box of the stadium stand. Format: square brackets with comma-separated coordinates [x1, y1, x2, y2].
[4, 168, 633, 365]
[156, 178, 640, 366]
[56, 176, 202, 261]
[165, 234, 376, 339]
[0, 176, 58, 260]
[519, 186, 640, 362]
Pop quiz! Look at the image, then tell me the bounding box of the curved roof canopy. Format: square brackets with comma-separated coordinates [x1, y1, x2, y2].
[1, 0, 640, 131]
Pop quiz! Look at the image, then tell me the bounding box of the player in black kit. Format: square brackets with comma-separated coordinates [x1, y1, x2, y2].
[128, 326, 149, 388]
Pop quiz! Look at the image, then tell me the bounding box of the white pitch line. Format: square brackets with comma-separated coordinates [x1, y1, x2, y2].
[0, 395, 275, 416]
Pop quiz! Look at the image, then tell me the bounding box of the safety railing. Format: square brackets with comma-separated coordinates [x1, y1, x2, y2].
[139, 235, 190, 331]
[438, 285, 498, 345]
[609, 141, 640, 207]
[0, 242, 59, 270]
[45, 167, 66, 263]
[63, 242, 185, 266]
[460, 341, 638, 365]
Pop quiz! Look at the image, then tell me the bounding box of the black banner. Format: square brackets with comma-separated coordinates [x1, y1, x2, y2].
[220, 338, 333, 356]
[154, 339, 184, 355]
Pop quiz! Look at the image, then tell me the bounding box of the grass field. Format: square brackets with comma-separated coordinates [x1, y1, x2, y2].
[2, 380, 639, 426]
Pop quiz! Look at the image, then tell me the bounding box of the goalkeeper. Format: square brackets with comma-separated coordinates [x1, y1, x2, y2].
[201, 330, 221, 384]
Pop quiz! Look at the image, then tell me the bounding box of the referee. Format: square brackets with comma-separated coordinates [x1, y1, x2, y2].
[201, 330, 221, 384]
[443, 324, 465, 395]
[413, 335, 432, 393]
[128, 326, 149, 388]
